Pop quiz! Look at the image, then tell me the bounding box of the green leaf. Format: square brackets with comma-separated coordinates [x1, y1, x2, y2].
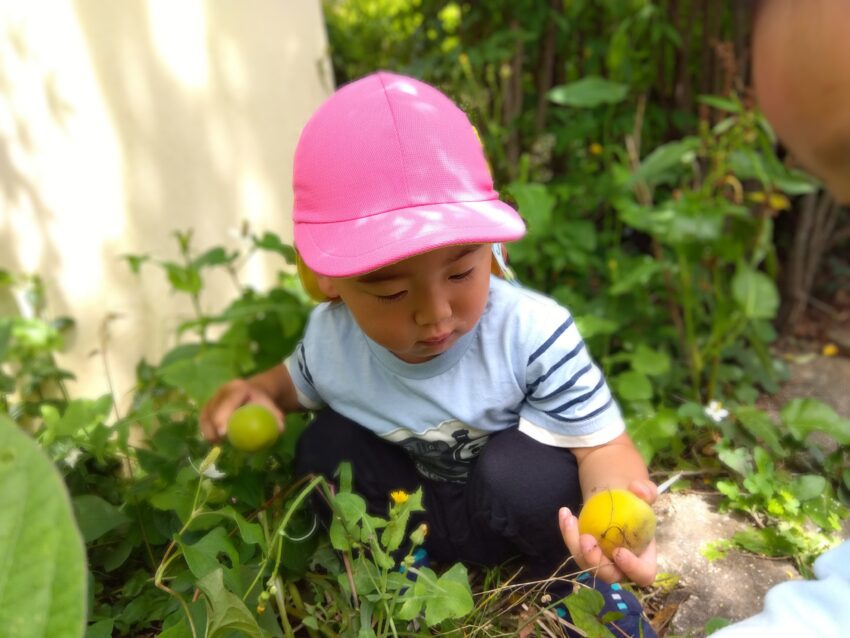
[162, 262, 202, 295]
[718, 447, 751, 476]
[71, 495, 129, 542]
[181, 527, 241, 590]
[704, 617, 734, 635]
[781, 398, 850, 445]
[731, 265, 779, 320]
[191, 247, 237, 270]
[253, 232, 297, 264]
[574, 315, 619, 339]
[628, 408, 678, 464]
[506, 183, 555, 232]
[84, 620, 113, 638]
[630, 345, 670, 377]
[563, 586, 616, 638]
[608, 257, 663, 296]
[0, 414, 87, 638]
[697, 94, 742, 113]
[40, 396, 113, 444]
[158, 347, 237, 405]
[734, 406, 785, 457]
[790, 475, 827, 502]
[630, 137, 700, 187]
[196, 569, 262, 638]
[614, 370, 653, 401]
[424, 563, 474, 625]
[548, 76, 628, 108]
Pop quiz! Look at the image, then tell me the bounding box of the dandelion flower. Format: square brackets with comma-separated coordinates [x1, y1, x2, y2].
[589, 142, 604, 156]
[822, 343, 839, 357]
[390, 490, 410, 505]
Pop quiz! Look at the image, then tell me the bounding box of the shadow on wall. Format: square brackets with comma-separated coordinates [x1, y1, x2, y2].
[0, 0, 333, 399]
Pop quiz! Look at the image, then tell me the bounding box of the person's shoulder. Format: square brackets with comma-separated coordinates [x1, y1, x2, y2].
[488, 276, 571, 325]
[304, 300, 358, 339]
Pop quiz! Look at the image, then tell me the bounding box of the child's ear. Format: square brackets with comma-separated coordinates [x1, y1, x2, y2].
[315, 275, 341, 300]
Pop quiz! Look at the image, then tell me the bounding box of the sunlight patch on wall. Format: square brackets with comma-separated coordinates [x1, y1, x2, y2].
[147, 0, 209, 91]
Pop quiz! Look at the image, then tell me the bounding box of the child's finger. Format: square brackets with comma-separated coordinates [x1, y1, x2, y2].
[628, 478, 658, 504]
[613, 539, 657, 587]
[559, 507, 583, 560]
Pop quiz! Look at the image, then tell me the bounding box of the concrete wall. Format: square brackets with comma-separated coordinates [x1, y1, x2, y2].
[0, 0, 333, 406]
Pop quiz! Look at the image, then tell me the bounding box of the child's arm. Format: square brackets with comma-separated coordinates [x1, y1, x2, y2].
[199, 363, 304, 443]
[562, 432, 658, 586]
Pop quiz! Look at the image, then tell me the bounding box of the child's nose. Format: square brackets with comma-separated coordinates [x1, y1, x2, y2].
[414, 289, 452, 326]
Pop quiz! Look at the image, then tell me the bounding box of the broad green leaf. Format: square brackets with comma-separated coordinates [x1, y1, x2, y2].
[41, 394, 112, 445]
[548, 76, 628, 108]
[697, 94, 742, 113]
[506, 183, 555, 232]
[731, 266, 779, 320]
[791, 475, 827, 502]
[630, 345, 670, 376]
[630, 137, 700, 187]
[628, 408, 678, 464]
[0, 414, 86, 638]
[563, 586, 615, 638]
[196, 569, 262, 638]
[608, 257, 663, 296]
[84, 620, 113, 638]
[734, 406, 785, 457]
[424, 563, 474, 625]
[191, 247, 237, 270]
[72, 495, 129, 542]
[614, 370, 653, 401]
[159, 347, 237, 405]
[574, 315, 619, 339]
[181, 527, 241, 590]
[162, 262, 202, 295]
[717, 446, 751, 476]
[252, 232, 297, 264]
[781, 398, 850, 444]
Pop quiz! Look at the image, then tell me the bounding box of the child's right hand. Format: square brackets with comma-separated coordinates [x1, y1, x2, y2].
[199, 379, 285, 443]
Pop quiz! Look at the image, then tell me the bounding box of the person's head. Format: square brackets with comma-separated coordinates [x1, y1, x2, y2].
[291, 72, 525, 361]
[752, 0, 850, 203]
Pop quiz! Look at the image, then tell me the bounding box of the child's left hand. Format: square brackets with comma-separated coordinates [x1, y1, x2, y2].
[558, 479, 658, 586]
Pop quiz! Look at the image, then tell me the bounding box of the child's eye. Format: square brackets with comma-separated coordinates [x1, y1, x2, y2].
[376, 291, 407, 302]
[450, 268, 474, 281]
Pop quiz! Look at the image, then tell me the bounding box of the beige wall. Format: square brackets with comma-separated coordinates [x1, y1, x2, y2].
[0, 0, 333, 406]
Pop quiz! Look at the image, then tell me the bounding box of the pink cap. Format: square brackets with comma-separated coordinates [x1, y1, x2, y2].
[292, 71, 526, 277]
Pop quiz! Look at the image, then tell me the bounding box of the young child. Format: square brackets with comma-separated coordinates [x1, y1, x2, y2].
[201, 71, 657, 636]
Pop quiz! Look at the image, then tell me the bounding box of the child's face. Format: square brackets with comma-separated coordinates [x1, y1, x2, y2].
[316, 244, 493, 363]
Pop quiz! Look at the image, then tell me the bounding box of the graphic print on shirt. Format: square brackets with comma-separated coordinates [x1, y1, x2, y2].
[384, 419, 490, 482]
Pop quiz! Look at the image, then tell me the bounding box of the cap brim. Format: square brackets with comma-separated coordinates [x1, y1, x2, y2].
[295, 199, 526, 277]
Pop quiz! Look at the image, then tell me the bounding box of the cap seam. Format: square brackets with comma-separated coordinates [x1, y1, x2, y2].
[376, 72, 412, 207]
[296, 196, 507, 224]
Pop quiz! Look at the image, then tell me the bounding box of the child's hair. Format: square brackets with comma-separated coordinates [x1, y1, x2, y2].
[290, 71, 526, 294]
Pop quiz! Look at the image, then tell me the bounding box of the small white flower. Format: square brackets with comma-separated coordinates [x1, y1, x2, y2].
[63, 448, 83, 468]
[705, 400, 729, 423]
[201, 463, 227, 480]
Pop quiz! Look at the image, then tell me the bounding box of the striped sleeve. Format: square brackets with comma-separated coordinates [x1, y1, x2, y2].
[284, 341, 325, 410]
[518, 310, 624, 448]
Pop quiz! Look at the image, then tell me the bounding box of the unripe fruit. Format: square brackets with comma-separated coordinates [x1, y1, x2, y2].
[226, 404, 279, 452]
[577, 488, 656, 559]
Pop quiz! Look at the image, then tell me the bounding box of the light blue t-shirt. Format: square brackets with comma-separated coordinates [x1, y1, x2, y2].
[286, 276, 624, 481]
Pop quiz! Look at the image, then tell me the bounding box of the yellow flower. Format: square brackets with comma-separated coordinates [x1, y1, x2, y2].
[390, 490, 409, 505]
[748, 191, 766, 204]
[768, 192, 791, 211]
[822, 343, 839, 357]
[589, 142, 604, 156]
